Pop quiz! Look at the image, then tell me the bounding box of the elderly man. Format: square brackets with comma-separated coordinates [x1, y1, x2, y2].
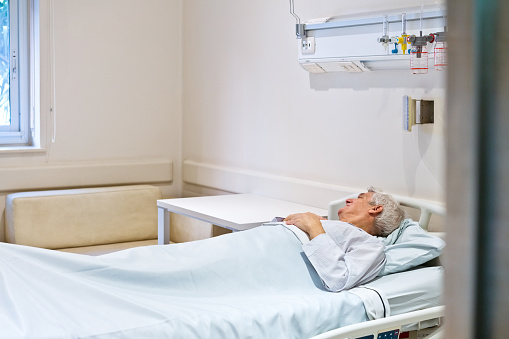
[284, 187, 405, 292]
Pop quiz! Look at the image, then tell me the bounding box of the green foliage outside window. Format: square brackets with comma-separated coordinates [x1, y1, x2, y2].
[0, 0, 9, 126]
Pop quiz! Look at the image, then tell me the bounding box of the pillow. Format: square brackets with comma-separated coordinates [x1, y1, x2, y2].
[377, 219, 445, 276]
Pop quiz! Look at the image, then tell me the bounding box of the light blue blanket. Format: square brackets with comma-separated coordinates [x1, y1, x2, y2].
[0, 225, 369, 339]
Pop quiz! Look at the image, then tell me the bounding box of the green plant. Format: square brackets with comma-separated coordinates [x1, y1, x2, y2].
[0, 0, 10, 126]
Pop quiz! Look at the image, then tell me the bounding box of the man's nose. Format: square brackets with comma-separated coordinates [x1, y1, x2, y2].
[345, 199, 353, 204]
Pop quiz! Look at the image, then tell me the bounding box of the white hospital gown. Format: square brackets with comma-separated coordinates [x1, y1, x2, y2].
[302, 220, 386, 292]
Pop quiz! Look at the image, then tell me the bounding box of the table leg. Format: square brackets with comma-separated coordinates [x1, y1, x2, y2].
[158, 207, 171, 244]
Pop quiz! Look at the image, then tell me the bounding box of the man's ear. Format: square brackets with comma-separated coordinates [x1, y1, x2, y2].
[368, 205, 384, 216]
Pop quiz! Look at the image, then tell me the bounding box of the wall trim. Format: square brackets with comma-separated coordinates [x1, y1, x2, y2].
[183, 160, 361, 209]
[0, 159, 173, 192]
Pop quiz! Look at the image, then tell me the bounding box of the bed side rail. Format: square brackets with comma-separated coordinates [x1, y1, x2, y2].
[311, 305, 445, 339]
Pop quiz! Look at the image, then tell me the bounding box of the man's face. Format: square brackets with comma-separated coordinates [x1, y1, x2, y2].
[337, 192, 374, 226]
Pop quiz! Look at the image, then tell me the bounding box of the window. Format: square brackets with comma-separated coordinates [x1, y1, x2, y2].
[0, 0, 38, 146]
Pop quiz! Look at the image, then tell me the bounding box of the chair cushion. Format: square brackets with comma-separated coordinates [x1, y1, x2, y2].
[5, 185, 162, 249]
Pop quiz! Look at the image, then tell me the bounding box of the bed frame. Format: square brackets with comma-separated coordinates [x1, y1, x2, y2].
[318, 193, 446, 339]
[313, 306, 444, 339]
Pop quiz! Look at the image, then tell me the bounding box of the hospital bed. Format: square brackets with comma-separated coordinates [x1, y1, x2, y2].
[0, 192, 445, 339]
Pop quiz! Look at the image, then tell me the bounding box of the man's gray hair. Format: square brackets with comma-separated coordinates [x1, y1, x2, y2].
[367, 186, 406, 237]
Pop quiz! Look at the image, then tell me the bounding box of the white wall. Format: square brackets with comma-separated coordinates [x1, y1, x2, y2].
[0, 0, 182, 241]
[1, 0, 448, 241]
[181, 0, 446, 208]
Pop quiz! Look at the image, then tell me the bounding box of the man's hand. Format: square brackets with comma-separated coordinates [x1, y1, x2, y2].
[283, 213, 326, 240]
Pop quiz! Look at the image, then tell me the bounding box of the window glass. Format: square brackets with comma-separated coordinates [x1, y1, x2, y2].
[0, 0, 38, 146]
[0, 0, 9, 127]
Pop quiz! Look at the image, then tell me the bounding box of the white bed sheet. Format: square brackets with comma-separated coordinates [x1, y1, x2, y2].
[0, 224, 443, 339]
[367, 266, 444, 315]
[1, 225, 369, 339]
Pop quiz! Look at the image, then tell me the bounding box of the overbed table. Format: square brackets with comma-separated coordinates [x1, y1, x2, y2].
[157, 194, 328, 244]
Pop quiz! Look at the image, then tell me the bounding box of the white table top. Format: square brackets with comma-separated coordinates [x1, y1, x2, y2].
[157, 194, 328, 231]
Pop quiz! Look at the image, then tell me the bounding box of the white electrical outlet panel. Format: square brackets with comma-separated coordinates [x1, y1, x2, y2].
[301, 37, 315, 54]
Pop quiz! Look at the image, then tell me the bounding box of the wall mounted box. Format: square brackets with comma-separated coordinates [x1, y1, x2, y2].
[418, 100, 435, 124]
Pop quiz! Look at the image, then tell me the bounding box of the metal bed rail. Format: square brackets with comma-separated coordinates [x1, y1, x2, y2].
[311, 305, 445, 339]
